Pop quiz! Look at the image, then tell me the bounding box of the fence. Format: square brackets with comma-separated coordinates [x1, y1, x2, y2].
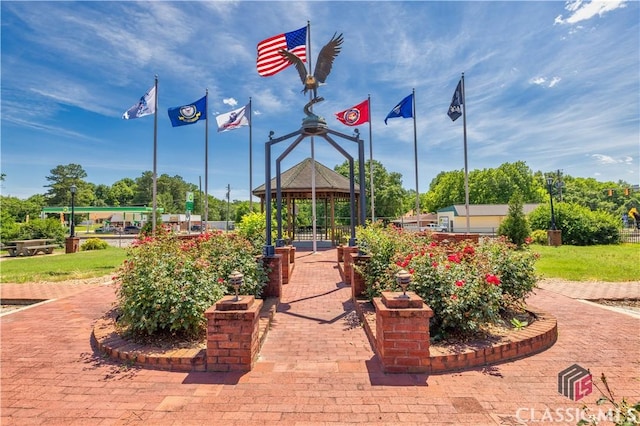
[620, 229, 640, 243]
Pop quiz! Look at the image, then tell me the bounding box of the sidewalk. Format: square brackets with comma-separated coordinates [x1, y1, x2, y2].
[1, 248, 639, 425]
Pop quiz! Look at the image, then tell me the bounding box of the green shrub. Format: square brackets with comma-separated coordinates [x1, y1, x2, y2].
[497, 191, 531, 247]
[528, 202, 620, 245]
[530, 229, 547, 244]
[356, 225, 539, 340]
[236, 211, 276, 253]
[114, 229, 267, 339]
[81, 238, 109, 251]
[17, 218, 66, 245]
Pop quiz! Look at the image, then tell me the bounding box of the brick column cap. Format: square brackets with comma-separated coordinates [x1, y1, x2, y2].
[381, 291, 424, 309]
[211, 295, 256, 312]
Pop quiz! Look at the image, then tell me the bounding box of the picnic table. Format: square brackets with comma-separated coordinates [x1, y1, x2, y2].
[3, 239, 58, 257]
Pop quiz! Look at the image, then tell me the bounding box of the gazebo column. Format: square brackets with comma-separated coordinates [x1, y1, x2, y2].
[286, 195, 292, 242]
[330, 193, 336, 246]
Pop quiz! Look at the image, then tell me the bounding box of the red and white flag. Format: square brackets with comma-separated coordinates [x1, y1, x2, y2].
[335, 99, 369, 126]
[256, 26, 307, 77]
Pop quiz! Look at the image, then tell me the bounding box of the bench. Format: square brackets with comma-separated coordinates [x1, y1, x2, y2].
[24, 244, 58, 256]
[1, 244, 18, 257]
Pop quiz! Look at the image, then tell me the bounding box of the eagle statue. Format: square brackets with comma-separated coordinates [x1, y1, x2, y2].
[279, 32, 343, 99]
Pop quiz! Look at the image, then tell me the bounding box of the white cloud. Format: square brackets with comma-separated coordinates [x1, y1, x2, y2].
[529, 76, 562, 88]
[591, 154, 634, 165]
[555, 0, 628, 25]
[223, 98, 238, 107]
[549, 77, 562, 87]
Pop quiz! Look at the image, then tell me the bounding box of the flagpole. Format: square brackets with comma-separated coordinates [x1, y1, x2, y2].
[205, 88, 209, 230]
[248, 97, 253, 212]
[152, 75, 158, 234]
[412, 88, 420, 225]
[368, 94, 375, 222]
[461, 73, 470, 234]
[307, 20, 318, 253]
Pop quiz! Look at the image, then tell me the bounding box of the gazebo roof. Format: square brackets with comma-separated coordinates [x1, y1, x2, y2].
[253, 158, 359, 198]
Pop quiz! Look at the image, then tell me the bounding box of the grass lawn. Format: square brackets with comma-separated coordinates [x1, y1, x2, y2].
[533, 243, 640, 282]
[0, 246, 127, 283]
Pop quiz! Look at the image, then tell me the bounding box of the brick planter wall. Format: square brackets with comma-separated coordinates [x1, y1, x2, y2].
[351, 253, 370, 300]
[373, 292, 434, 374]
[205, 296, 263, 372]
[342, 246, 360, 286]
[355, 300, 557, 374]
[288, 245, 296, 264]
[262, 254, 282, 299]
[431, 233, 479, 244]
[275, 247, 291, 284]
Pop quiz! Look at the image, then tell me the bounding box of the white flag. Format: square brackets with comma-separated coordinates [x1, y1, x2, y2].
[215, 103, 250, 132]
[122, 86, 156, 119]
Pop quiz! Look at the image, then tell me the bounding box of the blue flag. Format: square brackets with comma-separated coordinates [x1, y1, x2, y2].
[167, 96, 207, 127]
[448, 79, 463, 122]
[384, 93, 413, 124]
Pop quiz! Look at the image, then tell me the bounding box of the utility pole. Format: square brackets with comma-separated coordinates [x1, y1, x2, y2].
[226, 184, 231, 232]
[556, 169, 564, 202]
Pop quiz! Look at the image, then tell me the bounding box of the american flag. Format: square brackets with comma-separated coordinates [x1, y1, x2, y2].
[256, 26, 307, 77]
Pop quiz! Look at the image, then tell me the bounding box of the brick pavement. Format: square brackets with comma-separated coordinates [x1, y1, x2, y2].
[1, 248, 639, 425]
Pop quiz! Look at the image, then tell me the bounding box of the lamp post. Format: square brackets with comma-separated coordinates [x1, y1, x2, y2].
[546, 177, 556, 231]
[70, 184, 77, 237]
[395, 269, 411, 299]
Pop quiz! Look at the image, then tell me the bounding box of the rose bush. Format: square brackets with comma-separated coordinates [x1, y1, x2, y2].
[355, 224, 538, 339]
[114, 227, 267, 339]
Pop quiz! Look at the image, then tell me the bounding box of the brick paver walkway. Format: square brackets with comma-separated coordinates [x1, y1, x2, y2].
[1, 248, 639, 425]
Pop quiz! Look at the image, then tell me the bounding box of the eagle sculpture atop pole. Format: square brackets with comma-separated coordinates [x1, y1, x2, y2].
[279, 32, 343, 101]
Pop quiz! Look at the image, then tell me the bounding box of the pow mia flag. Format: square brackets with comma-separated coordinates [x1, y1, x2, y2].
[448, 79, 463, 122]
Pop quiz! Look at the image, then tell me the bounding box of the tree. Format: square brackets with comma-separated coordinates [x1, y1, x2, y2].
[334, 159, 407, 221]
[497, 191, 530, 247]
[44, 164, 92, 206]
[424, 161, 545, 212]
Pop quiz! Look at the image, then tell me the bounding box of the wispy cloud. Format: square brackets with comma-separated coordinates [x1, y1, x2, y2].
[591, 154, 634, 165]
[555, 0, 628, 25]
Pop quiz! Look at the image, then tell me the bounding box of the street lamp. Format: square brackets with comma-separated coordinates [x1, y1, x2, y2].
[70, 184, 77, 237]
[546, 177, 556, 231]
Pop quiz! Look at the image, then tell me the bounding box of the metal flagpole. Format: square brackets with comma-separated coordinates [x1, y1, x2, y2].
[152, 75, 158, 234]
[306, 21, 318, 254]
[368, 94, 374, 222]
[412, 88, 420, 226]
[461, 73, 470, 233]
[248, 97, 253, 211]
[205, 89, 209, 230]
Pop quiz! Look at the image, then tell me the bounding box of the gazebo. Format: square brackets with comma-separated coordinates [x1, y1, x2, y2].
[253, 158, 361, 246]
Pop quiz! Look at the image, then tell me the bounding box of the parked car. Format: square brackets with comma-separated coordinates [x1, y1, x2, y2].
[422, 223, 447, 232]
[94, 226, 114, 234]
[123, 225, 141, 234]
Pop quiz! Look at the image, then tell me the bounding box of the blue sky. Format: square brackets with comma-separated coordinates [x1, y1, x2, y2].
[1, 1, 638, 203]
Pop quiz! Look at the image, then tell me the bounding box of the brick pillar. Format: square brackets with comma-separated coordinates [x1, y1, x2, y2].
[337, 245, 344, 262]
[373, 291, 434, 374]
[342, 246, 359, 285]
[262, 254, 282, 298]
[351, 253, 370, 300]
[275, 247, 290, 284]
[205, 296, 264, 372]
[288, 245, 296, 264]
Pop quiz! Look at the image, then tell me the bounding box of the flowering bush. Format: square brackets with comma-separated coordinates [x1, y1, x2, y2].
[355, 225, 539, 339]
[356, 222, 421, 300]
[114, 227, 267, 339]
